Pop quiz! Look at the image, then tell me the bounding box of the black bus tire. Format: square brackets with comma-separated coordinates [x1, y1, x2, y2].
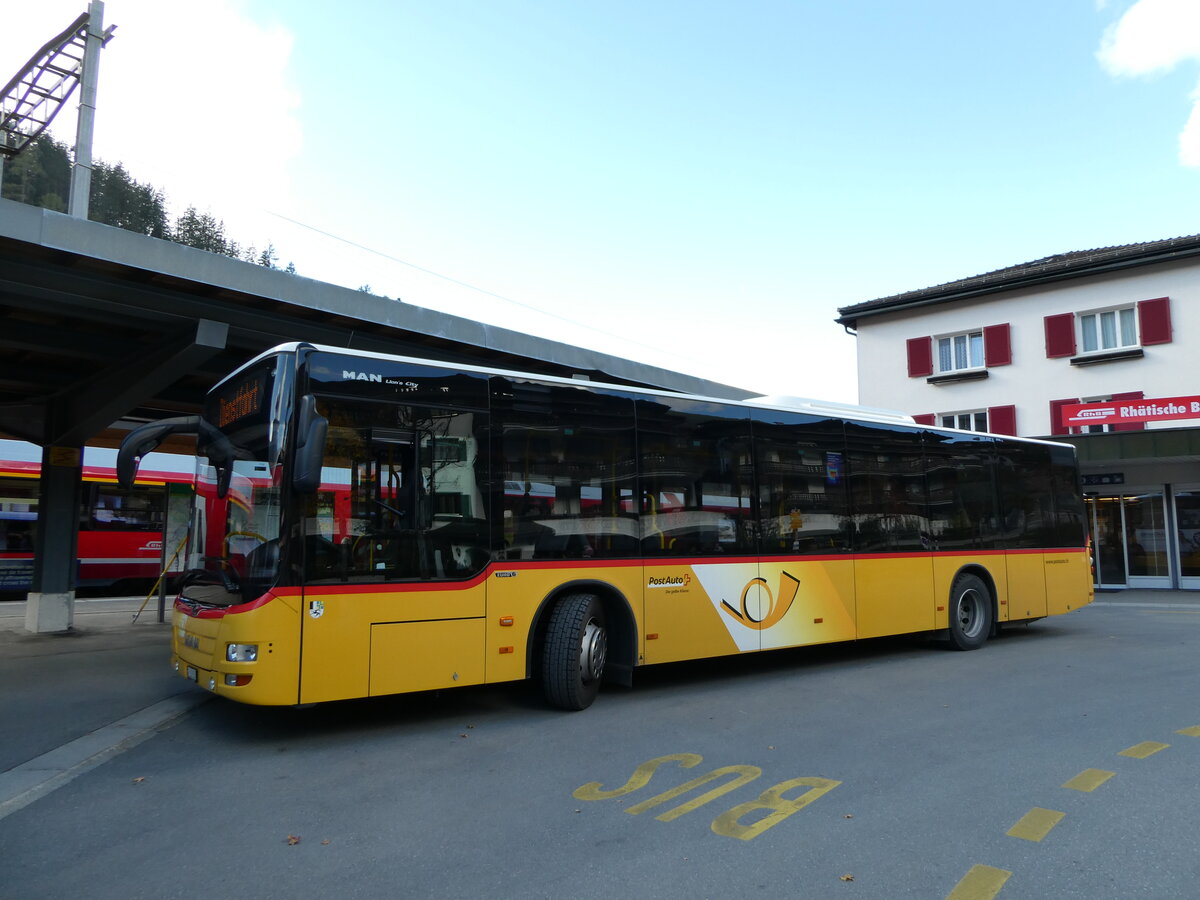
[947, 573, 992, 651]
[542, 593, 607, 710]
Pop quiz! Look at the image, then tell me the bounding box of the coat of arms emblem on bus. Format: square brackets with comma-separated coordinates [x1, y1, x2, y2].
[720, 571, 800, 630]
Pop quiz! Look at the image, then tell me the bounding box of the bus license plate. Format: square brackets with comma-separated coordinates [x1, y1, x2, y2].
[186, 666, 198, 682]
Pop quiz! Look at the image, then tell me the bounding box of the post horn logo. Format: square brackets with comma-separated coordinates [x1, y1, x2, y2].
[721, 571, 800, 630]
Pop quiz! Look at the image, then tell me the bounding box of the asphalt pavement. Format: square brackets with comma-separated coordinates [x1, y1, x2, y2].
[0, 594, 210, 820]
[0, 587, 1195, 825]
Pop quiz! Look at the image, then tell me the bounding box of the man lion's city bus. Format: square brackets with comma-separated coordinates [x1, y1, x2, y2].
[117, 343, 1092, 710]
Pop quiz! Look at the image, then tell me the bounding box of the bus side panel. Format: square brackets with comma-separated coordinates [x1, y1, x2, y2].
[647, 561, 748, 664]
[484, 563, 644, 683]
[856, 555, 935, 638]
[370, 619, 485, 695]
[1006, 551, 1048, 621]
[300, 582, 487, 704]
[1044, 551, 1093, 616]
[931, 553, 1009, 626]
[757, 558, 856, 650]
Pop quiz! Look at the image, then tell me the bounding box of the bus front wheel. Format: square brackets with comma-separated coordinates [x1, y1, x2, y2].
[947, 573, 992, 651]
[542, 593, 607, 710]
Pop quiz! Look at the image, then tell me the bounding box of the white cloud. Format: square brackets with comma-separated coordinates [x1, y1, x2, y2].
[6, 1, 302, 238]
[1098, 0, 1200, 165]
[1098, 0, 1200, 75]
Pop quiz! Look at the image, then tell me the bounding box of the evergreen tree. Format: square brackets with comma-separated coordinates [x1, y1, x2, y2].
[1, 134, 70, 210]
[174, 205, 231, 254]
[89, 160, 170, 238]
[1, 135, 286, 264]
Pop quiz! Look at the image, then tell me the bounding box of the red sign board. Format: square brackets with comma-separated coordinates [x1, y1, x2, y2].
[1062, 394, 1200, 428]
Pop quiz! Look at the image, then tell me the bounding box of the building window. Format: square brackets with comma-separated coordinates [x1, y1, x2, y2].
[941, 410, 989, 432]
[936, 331, 984, 373]
[1045, 298, 1172, 361]
[1079, 307, 1137, 354]
[907, 324, 1010, 378]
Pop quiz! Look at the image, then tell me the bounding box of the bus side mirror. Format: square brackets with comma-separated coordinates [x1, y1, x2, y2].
[293, 394, 328, 494]
[118, 415, 237, 497]
[117, 416, 203, 489]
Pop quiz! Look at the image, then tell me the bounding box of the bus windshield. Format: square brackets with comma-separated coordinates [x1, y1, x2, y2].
[183, 357, 290, 606]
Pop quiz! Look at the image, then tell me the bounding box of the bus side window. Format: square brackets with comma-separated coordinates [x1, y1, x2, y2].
[302, 403, 490, 583]
[845, 423, 928, 553]
[751, 411, 850, 555]
[637, 397, 755, 556]
[493, 380, 639, 561]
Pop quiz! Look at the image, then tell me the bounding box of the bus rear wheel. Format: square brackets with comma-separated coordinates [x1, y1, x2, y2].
[542, 593, 607, 710]
[947, 573, 992, 650]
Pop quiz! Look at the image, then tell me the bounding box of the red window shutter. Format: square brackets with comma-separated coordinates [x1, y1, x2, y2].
[987, 405, 1017, 436]
[983, 324, 1012, 366]
[1138, 297, 1172, 345]
[906, 336, 933, 377]
[1110, 391, 1146, 432]
[1048, 398, 1079, 436]
[1044, 314, 1076, 358]
[912, 413, 936, 425]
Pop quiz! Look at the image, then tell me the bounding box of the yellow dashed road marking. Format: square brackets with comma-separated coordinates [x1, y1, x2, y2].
[946, 864, 1011, 900]
[1119, 741, 1169, 759]
[1006, 807, 1065, 842]
[1141, 609, 1200, 615]
[1062, 769, 1115, 792]
[1176, 726, 1200, 737]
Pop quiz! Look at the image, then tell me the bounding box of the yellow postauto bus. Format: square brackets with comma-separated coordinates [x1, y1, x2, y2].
[117, 343, 1092, 710]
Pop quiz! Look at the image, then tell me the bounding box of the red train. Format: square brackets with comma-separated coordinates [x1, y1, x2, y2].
[0, 440, 192, 591]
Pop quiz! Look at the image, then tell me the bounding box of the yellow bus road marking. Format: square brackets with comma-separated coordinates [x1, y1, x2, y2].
[575, 754, 840, 841]
[1119, 741, 1169, 759]
[946, 864, 1011, 900]
[1062, 769, 1115, 792]
[1176, 726, 1200, 737]
[1006, 807, 1065, 842]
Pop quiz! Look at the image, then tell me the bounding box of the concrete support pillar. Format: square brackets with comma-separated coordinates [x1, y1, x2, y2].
[26, 445, 83, 633]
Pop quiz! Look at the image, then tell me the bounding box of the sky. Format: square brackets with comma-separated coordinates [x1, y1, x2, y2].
[5, 0, 1200, 404]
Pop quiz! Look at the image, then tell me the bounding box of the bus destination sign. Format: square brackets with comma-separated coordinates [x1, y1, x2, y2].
[215, 373, 266, 428]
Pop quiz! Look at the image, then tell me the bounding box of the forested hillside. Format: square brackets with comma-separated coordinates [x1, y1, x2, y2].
[1, 135, 290, 271]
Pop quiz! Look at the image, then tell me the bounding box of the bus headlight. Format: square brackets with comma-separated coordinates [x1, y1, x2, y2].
[225, 643, 259, 662]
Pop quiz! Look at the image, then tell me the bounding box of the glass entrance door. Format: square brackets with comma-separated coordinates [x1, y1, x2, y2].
[1174, 490, 1200, 589]
[1087, 495, 1127, 588]
[1086, 492, 1172, 589]
[1123, 492, 1170, 587]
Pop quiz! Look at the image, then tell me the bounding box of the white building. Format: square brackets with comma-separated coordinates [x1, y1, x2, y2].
[837, 235, 1200, 592]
